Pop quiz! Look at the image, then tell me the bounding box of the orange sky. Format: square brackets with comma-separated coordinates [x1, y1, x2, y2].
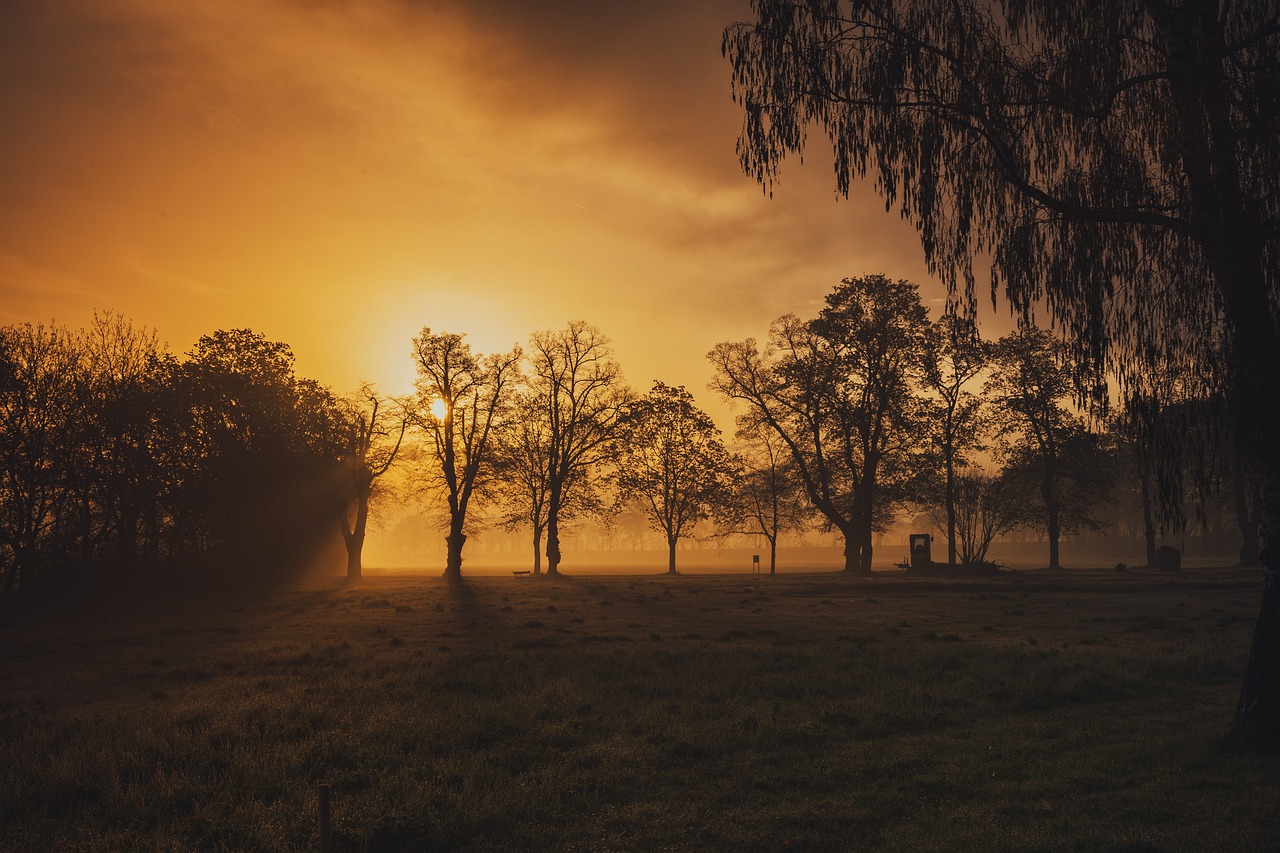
[0, 0, 1010, 429]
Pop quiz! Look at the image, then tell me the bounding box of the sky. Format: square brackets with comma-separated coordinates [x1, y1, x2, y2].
[0, 0, 1009, 430]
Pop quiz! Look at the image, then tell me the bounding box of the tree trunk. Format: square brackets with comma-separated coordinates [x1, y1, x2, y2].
[1235, 461, 1262, 568]
[769, 535, 777, 575]
[545, 487, 562, 575]
[532, 527, 543, 574]
[841, 537, 858, 572]
[945, 451, 957, 567]
[1041, 468, 1061, 569]
[444, 518, 466, 580]
[667, 535, 678, 574]
[344, 493, 369, 583]
[1151, 1, 1280, 751]
[1139, 459, 1157, 568]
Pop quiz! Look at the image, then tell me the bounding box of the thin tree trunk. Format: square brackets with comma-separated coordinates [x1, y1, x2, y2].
[1140, 459, 1157, 568]
[667, 534, 677, 574]
[545, 486, 562, 575]
[769, 535, 777, 575]
[532, 527, 543, 574]
[945, 451, 957, 567]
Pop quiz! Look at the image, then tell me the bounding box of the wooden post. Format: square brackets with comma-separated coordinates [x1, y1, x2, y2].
[318, 783, 331, 853]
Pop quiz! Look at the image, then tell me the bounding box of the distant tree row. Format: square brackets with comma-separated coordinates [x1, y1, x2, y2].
[0, 296, 1257, 595]
[709, 275, 1257, 574]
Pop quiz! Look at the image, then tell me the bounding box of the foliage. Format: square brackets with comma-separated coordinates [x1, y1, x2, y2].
[987, 327, 1115, 568]
[723, 0, 1280, 747]
[0, 319, 352, 595]
[612, 382, 735, 573]
[709, 274, 929, 572]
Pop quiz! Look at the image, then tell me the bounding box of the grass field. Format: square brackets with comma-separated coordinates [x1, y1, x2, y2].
[2, 567, 1277, 851]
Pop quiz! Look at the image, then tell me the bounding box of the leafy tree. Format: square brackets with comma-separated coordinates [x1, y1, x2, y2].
[709, 275, 929, 572]
[987, 327, 1113, 568]
[613, 382, 734, 574]
[525, 321, 629, 576]
[163, 329, 346, 579]
[411, 329, 521, 580]
[724, 0, 1280, 750]
[919, 315, 989, 567]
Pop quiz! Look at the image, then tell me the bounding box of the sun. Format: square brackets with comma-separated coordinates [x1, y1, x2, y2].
[429, 397, 449, 421]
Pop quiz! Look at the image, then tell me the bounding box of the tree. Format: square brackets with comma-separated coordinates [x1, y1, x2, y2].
[163, 329, 348, 580]
[526, 322, 629, 576]
[726, 424, 811, 574]
[987, 327, 1107, 569]
[919, 315, 989, 567]
[928, 468, 1019, 566]
[70, 312, 167, 580]
[335, 385, 406, 583]
[613, 382, 734, 574]
[0, 323, 79, 594]
[411, 329, 521, 580]
[709, 275, 928, 572]
[724, 0, 1280, 750]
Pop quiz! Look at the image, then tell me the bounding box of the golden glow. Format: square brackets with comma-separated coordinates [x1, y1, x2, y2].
[0, 0, 989, 437]
[429, 397, 449, 422]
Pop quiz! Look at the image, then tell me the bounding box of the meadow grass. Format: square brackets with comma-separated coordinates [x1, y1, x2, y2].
[1, 567, 1276, 851]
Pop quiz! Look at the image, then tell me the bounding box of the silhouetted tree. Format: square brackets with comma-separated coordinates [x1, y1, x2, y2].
[411, 329, 521, 580]
[0, 323, 79, 594]
[709, 275, 929, 572]
[987, 328, 1103, 569]
[613, 382, 734, 574]
[724, 0, 1280, 751]
[928, 468, 1018, 566]
[492, 391, 602, 574]
[71, 313, 167, 580]
[919, 316, 989, 567]
[725, 425, 811, 574]
[143, 329, 350, 583]
[333, 385, 406, 582]
[526, 322, 629, 576]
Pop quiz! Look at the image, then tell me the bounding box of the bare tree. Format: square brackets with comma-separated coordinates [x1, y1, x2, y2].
[411, 329, 521, 580]
[919, 315, 989, 567]
[336, 384, 407, 583]
[725, 423, 811, 575]
[0, 323, 79, 594]
[526, 321, 629, 576]
[925, 468, 1018, 566]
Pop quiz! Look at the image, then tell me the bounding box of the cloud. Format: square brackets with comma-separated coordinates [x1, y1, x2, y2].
[0, 0, 949, 428]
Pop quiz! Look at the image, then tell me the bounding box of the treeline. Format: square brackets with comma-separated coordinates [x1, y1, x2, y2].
[0, 279, 1256, 595]
[0, 317, 354, 595]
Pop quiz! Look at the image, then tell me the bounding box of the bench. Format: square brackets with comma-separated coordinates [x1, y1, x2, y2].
[513, 570, 532, 577]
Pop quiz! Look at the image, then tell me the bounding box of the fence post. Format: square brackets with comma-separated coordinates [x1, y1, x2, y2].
[318, 783, 332, 853]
